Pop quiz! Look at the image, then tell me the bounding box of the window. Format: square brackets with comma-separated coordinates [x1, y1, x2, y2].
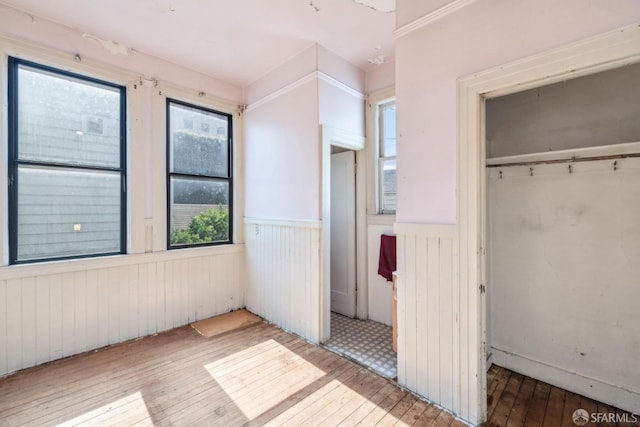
[167, 99, 232, 248]
[8, 58, 126, 264]
[378, 100, 396, 213]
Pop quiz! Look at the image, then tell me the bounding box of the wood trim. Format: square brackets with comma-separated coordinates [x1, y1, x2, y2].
[320, 126, 367, 342]
[394, 0, 479, 40]
[243, 217, 322, 229]
[0, 244, 243, 281]
[245, 71, 366, 113]
[317, 72, 366, 100]
[367, 214, 395, 226]
[365, 86, 396, 215]
[244, 72, 317, 112]
[486, 141, 640, 166]
[322, 125, 365, 150]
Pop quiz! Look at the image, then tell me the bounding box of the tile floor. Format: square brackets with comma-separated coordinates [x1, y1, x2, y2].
[324, 312, 397, 379]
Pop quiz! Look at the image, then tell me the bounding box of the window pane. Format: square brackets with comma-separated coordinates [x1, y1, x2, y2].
[381, 102, 396, 157]
[381, 158, 397, 213]
[170, 177, 230, 245]
[18, 66, 121, 168]
[169, 103, 229, 177]
[17, 166, 121, 261]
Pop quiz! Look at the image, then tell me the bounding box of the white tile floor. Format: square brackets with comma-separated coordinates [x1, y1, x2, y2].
[324, 312, 397, 379]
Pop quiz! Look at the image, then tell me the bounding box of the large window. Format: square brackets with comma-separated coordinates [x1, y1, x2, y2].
[8, 58, 126, 264]
[167, 100, 232, 248]
[378, 100, 396, 214]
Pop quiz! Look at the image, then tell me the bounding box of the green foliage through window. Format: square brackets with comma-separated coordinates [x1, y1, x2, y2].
[170, 206, 229, 245]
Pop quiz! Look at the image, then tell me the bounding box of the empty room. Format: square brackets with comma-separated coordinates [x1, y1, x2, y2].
[0, 1, 639, 426]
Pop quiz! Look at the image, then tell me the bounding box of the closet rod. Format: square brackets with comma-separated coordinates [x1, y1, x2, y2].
[486, 152, 640, 168]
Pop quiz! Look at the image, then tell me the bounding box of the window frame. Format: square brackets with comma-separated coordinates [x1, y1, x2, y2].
[377, 98, 397, 215]
[165, 98, 233, 249]
[7, 57, 127, 265]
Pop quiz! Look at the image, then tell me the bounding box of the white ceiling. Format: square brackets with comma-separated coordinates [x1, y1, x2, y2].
[1, 0, 397, 87]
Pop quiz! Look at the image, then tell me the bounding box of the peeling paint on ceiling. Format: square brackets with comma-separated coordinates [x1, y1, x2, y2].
[353, 0, 395, 12]
[82, 33, 129, 56]
[0, 0, 396, 86]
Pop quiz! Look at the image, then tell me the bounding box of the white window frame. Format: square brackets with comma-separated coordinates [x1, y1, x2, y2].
[377, 99, 397, 215]
[365, 86, 396, 216]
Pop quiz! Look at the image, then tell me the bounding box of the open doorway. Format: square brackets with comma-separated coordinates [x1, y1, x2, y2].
[320, 118, 398, 379]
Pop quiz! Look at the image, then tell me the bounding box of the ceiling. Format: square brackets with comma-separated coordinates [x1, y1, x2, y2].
[0, 0, 396, 87]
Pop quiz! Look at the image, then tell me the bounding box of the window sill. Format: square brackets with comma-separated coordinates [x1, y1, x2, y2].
[0, 243, 244, 280]
[367, 214, 396, 226]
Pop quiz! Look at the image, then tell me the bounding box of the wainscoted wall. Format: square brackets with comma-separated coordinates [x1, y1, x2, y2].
[0, 245, 244, 376]
[245, 218, 321, 343]
[395, 223, 467, 417]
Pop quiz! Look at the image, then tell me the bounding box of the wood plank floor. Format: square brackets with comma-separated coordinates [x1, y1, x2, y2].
[0, 320, 465, 427]
[2, 320, 636, 427]
[485, 364, 639, 427]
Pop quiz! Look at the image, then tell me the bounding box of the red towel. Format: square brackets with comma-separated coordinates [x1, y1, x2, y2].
[378, 234, 396, 282]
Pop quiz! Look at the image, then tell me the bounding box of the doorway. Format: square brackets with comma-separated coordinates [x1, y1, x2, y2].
[320, 127, 398, 379]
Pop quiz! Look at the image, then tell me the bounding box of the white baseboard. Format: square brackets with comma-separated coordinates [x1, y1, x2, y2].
[491, 347, 640, 414]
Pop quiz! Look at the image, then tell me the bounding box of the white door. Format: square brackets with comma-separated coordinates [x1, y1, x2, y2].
[330, 150, 357, 317]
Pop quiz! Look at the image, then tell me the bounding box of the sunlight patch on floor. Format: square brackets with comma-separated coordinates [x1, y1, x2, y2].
[55, 391, 152, 426]
[204, 339, 326, 419]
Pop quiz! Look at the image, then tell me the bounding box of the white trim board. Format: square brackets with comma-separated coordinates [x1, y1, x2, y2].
[394, 0, 479, 40]
[491, 348, 640, 413]
[457, 23, 640, 422]
[244, 217, 322, 229]
[320, 125, 367, 340]
[245, 71, 365, 113]
[486, 141, 640, 166]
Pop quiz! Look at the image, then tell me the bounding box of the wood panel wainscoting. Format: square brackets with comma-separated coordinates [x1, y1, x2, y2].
[244, 218, 322, 343]
[0, 246, 245, 378]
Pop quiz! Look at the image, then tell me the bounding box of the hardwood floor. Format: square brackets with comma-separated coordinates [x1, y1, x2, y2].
[1, 320, 635, 427]
[485, 365, 638, 427]
[0, 321, 464, 427]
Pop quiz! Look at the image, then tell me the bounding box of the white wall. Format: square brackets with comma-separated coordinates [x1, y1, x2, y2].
[244, 80, 321, 220]
[396, 0, 640, 224]
[487, 156, 640, 411]
[365, 59, 395, 94]
[0, 10, 246, 376]
[394, 0, 640, 423]
[244, 45, 365, 342]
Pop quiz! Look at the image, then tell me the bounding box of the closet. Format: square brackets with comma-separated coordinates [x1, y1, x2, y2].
[485, 62, 640, 409]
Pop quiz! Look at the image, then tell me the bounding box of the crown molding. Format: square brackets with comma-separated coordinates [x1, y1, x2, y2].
[394, 0, 479, 39]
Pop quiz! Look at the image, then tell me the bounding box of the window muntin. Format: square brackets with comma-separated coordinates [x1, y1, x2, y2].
[378, 100, 397, 214]
[8, 58, 126, 264]
[167, 100, 232, 248]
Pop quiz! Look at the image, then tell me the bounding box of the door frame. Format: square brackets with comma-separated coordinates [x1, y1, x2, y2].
[320, 125, 366, 343]
[457, 24, 640, 424]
